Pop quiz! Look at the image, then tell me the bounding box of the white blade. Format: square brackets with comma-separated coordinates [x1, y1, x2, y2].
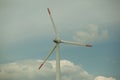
[56, 44, 61, 80]
[47, 8, 59, 38]
[39, 44, 57, 70]
[61, 40, 92, 47]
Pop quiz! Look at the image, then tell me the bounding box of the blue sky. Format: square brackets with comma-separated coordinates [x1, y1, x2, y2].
[0, 0, 120, 80]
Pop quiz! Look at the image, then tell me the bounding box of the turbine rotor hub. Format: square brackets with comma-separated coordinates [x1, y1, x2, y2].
[53, 39, 61, 43]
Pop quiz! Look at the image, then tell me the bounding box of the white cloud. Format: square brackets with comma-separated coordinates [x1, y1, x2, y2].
[0, 59, 93, 80]
[0, 59, 116, 80]
[73, 24, 109, 43]
[95, 76, 116, 80]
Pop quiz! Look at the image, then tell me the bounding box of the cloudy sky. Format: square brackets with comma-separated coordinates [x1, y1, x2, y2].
[0, 0, 120, 80]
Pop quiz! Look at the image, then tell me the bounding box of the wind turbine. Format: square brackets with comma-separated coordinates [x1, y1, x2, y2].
[39, 8, 92, 80]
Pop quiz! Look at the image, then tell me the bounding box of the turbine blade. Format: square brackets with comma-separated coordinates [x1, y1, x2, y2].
[47, 8, 59, 38]
[39, 44, 57, 70]
[61, 40, 92, 47]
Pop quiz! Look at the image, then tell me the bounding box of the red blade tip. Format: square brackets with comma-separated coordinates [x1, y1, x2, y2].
[47, 8, 51, 15]
[86, 44, 92, 47]
[38, 63, 44, 70]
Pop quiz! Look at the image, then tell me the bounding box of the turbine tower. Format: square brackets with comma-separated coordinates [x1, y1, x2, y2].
[39, 8, 92, 80]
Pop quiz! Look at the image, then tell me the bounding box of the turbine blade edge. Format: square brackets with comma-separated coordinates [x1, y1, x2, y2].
[47, 8, 59, 38]
[61, 40, 92, 47]
[39, 44, 57, 70]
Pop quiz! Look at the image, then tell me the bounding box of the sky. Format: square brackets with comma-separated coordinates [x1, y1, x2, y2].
[0, 0, 120, 80]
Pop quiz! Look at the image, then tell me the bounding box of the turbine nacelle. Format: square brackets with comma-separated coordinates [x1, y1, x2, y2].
[53, 38, 61, 43]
